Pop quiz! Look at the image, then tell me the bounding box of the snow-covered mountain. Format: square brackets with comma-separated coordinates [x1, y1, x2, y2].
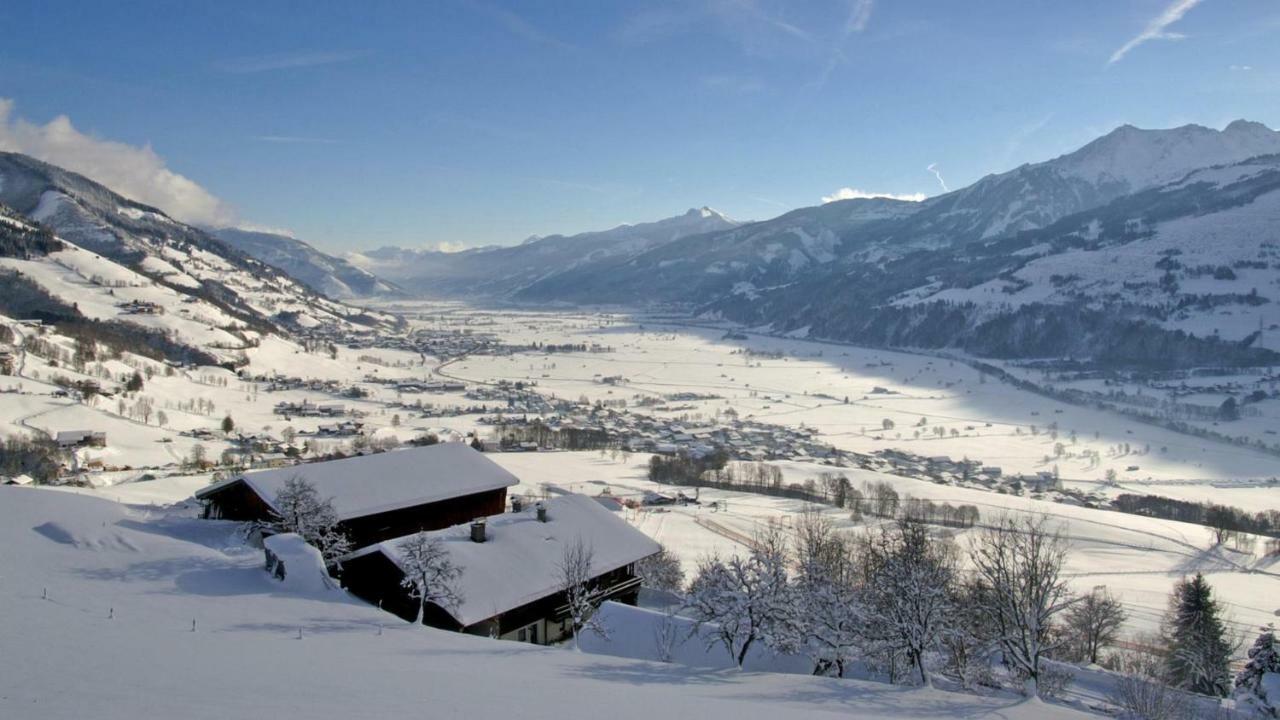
[513, 121, 1280, 310]
[507, 120, 1280, 368]
[711, 151, 1280, 368]
[0, 152, 394, 365]
[348, 206, 739, 298]
[516, 197, 921, 304]
[210, 227, 400, 300]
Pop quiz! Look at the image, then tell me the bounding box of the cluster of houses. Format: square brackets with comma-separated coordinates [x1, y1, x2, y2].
[866, 448, 1064, 494]
[273, 400, 348, 418]
[389, 379, 466, 394]
[466, 382, 556, 415]
[482, 404, 839, 462]
[194, 442, 658, 645]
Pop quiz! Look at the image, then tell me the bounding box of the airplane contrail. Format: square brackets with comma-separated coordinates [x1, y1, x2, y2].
[927, 163, 949, 192]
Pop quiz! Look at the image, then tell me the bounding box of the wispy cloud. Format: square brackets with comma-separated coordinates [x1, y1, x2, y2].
[926, 163, 949, 193]
[1229, 64, 1253, 71]
[461, 0, 575, 50]
[1108, 0, 1203, 65]
[813, 0, 875, 90]
[0, 98, 236, 226]
[618, 0, 817, 54]
[822, 187, 926, 203]
[251, 135, 339, 145]
[214, 50, 370, 74]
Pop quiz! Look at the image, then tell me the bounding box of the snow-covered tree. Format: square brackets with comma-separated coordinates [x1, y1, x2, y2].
[1165, 573, 1233, 697]
[636, 544, 685, 594]
[969, 515, 1075, 698]
[788, 509, 862, 677]
[559, 536, 607, 650]
[272, 476, 352, 562]
[1063, 587, 1126, 665]
[397, 532, 463, 625]
[1234, 626, 1280, 718]
[685, 526, 793, 668]
[859, 517, 957, 686]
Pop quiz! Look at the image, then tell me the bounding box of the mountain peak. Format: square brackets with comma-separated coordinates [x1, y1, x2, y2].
[686, 206, 733, 223]
[1051, 119, 1280, 192]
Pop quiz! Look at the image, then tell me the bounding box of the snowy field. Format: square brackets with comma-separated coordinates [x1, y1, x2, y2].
[0, 485, 1101, 720]
[384, 302, 1280, 494]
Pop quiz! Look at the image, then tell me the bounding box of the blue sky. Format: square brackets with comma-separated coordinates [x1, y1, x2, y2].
[1, 0, 1278, 252]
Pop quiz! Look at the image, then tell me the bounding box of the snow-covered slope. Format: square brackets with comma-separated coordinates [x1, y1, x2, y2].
[349, 207, 740, 298]
[0, 486, 1100, 719]
[211, 227, 400, 300]
[0, 152, 389, 336]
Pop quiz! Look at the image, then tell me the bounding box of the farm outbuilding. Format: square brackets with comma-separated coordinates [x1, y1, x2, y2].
[195, 443, 518, 548]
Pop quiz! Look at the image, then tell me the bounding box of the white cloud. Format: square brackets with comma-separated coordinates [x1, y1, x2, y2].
[1108, 0, 1203, 65]
[0, 98, 236, 227]
[845, 0, 874, 34]
[821, 187, 926, 203]
[1229, 64, 1253, 71]
[430, 241, 469, 254]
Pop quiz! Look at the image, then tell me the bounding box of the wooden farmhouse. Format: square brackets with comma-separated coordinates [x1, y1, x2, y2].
[336, 494, 660, 645]
[195, 443, 518, 548]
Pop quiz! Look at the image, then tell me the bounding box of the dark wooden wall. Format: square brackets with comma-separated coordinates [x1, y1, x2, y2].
[200, 482, 508, 549]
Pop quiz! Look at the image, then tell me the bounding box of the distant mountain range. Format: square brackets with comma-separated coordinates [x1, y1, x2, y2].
[6, 118, 1280, 370]
[365, 119, 1280, 368]
[346, 206, 739, 298]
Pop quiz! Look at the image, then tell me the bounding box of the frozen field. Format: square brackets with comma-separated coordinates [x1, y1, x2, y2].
[387, 303, 1280, 496]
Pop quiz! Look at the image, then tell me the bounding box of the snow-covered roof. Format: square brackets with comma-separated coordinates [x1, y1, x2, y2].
[4, 474, 34, 486]
[347, 494, 660, 627]
[199, 443, 518, 521]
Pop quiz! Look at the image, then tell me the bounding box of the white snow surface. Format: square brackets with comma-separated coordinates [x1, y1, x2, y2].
[264, 532, 341, 594]
[0, 486, 1100, 719]
[200, 442, 519, 521]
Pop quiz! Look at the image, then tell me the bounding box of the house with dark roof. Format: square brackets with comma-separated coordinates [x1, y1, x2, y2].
[336, 494, 659, 645]
[195, 443, 518, 548]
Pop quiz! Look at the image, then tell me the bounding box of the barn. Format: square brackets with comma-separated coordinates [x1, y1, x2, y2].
[195, 443, 519, 549]
[336, 494, 660, 645]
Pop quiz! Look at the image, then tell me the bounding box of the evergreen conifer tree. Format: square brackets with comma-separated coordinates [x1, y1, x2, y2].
[1165, 573, 1232, 697]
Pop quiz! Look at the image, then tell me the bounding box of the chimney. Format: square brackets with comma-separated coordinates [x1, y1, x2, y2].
[511, 495, 523, 513]
[470, 519, 487, 543]
[536, 502, 547, 523]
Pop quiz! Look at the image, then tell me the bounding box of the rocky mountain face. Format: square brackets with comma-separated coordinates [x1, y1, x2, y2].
[210, 227, 400, 300]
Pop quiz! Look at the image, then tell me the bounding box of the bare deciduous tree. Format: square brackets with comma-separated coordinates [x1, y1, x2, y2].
[559, 536, 605, 650]
[1063, 587, 1126, 665]
[272, 476, 352, 562]
[397, 532, 463, 626]
[969, 515, 1075, 698]
[859, 517, 958, 686]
